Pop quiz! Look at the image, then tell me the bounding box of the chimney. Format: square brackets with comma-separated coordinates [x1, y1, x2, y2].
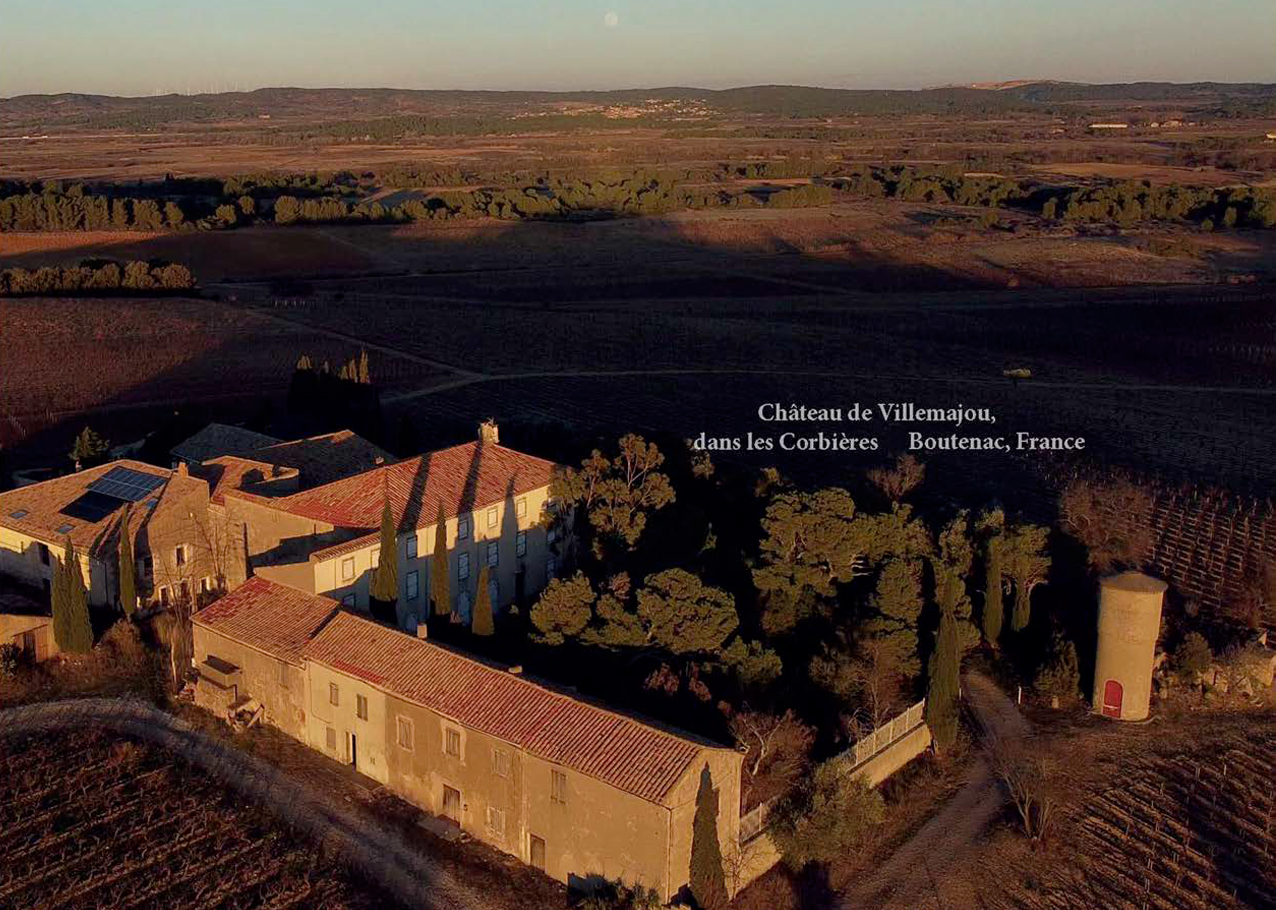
[176, 462, 188, 477]
[416, 622, 428, 640]
[374, 456, 385, 465]
[507, 665, 523, 675]
[478, 419, 499, 445]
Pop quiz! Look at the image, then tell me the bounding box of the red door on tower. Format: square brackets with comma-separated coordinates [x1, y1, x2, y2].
[1101, 679, 1123, 718]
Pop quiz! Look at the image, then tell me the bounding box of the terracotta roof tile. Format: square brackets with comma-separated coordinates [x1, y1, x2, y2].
[0, 460, 178, 556]
[193, 576, 338, 664]
[231, 441, 558, 534]
[192, 456, 298, 505]
[171, 423, 281, 464]
[304, 611, 706, 804]
[250, 430, 395, 489]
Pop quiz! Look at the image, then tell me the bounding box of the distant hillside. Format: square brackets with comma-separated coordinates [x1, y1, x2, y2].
[3, 81, 1275, 129]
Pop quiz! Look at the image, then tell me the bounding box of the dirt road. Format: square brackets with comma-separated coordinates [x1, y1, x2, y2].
[838, 672, 1031, 910]
[0, 697, 492, 910]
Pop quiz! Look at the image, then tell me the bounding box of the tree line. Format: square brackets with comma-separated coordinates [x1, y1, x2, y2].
[0, 259, 195, 296]
[6, 163, 1273, 233]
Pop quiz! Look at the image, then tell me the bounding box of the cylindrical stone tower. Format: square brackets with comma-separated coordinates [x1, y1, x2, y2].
[1093, 571, 1167, 721]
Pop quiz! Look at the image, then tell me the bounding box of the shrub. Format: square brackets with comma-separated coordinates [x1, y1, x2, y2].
[1173, 632, 1212, 682]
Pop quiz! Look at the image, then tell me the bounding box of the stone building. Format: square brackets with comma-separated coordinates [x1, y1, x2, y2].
[226, 423, 562, 628]
[0, 459, 245, 611]
[192, 577, 745, 899]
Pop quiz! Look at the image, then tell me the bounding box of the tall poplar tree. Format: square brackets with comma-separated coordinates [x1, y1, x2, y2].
[370, 494, 399, 621]
[431, 501, 450, 617]
[117, 505, 138, 619]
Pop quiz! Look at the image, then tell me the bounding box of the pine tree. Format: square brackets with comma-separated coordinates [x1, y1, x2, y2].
[689, 765, 728, 910]
[117, 505, 137, 619]
[370, 494, 399, 620]
[925, 602, 960, 754]
[431, 501, 450, 617]
[1006, 524, 1051, 633]
[55, 537, 94, 653]
[472, 564, 494, 636]
[69, 426, 109, 470]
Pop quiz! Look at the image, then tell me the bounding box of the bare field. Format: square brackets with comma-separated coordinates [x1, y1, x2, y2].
[0, 297, 444, 434]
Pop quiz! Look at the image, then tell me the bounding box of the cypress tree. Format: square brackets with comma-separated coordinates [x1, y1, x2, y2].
[357, 348, 371, 384]
[925, 603, 960, 754]
[56, 537, 94, 654]
[431, 501, 450, 617]
[117, 505, 137, 619]
[982, 536, 1004, 648]
[51, 541, 71, 649]
[472, 564, 494, 636]
[689, 764, 728, 910]
[370, 494, 399, 620]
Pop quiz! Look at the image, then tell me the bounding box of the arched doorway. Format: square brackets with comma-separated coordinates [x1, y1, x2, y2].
[1101, 679, 1123, 718]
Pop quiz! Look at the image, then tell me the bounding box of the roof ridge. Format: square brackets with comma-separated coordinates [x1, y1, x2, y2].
[309, 608, 726, 753]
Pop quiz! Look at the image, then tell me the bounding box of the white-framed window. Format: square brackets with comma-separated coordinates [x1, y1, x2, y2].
[486, 541, 499, 567]
[179, 580, 190, 603]
[174, 544, 187, 567]
[458, 552, 470, 581]
[406, 535, 417, 558]
[329, 683, 339, 706]
[457, 515, 470, 540]
[445, 727, 462, 758]
[370, 547, 379, 568]
[486, 806, 506, 835]
[199, 576, 211, 594]
[516, 497, 527, 519]
[551, 770, 567, 804]
[492, 747, 511, 778]
[342, 593, 356, 608]
[139, 554, 153, 578]
[397, 716, 414, 751]
[516, 531, 527, 557]
[158, 586, 170, 606]
[341, 557, 355, 581]
[406, 569, 419, 601]
[488, 577, 499, 607]
[487, 506, 498, 529]
[356, 694, 368, 720]
[457, 589, 470, 620]
[546, 555, 557, 579]
[325, 727, 337, 751]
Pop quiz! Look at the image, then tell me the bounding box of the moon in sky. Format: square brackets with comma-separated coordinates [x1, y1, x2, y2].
[604, 11, 619, 28]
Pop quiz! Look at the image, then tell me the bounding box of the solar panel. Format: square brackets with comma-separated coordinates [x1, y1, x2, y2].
[87, 466, 166, 503]
[55, 523, 74, 535]
[8, 509, 28, 519]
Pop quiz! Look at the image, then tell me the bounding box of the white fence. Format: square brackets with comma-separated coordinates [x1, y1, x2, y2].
[845, 699, 926, 770]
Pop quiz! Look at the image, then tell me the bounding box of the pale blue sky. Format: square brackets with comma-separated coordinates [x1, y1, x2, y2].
[2, 0, 1272, 96]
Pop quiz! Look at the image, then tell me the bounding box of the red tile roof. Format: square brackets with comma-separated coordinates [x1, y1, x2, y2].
[0, 459, 187, 556]
[303, 611, 707, 804]
[193, 576, 338, 664]
[191, 456, 302, 506]
[231, 441, 558, 534]
[250, 430, 395, 489]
